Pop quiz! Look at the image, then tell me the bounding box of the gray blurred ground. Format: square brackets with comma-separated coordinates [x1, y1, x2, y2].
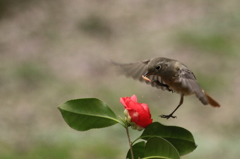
[0, 0, 240, 159]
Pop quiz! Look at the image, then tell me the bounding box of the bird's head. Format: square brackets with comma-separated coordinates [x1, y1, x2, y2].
[142, 57, 168, 81]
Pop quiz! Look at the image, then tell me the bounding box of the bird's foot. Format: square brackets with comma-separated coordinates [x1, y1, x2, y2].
[160, 114, 177, 119]
[166, 86, 174, 93]
[151, 80, 174, 93]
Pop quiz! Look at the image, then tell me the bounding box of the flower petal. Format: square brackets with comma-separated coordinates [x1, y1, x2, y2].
[120, 95, 152, 129]
[141, 103, 151, 115]
[130, 95, 137, 102]
[120, 97, 128, 107]
[128, 109, 139, 123]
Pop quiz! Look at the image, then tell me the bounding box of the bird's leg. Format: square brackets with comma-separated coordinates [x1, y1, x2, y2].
[151, 80, 173, 93]
[160, 94, 184, 119]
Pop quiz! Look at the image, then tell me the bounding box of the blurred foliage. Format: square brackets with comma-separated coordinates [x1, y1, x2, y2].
[0, 0, 33, 19]
[14, 62, 53, 90]
[79, 15, 112, 37]
[0, 0, 239, 159]
[0, 141, 72, 159]
[197, 74, 224, 92]
[175, 31, 238, 55]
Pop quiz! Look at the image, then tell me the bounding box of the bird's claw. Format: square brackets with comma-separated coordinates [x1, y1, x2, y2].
[166, 86, 174, 93]
[160, 114, 177, 119]
[151, 80, 174, 93]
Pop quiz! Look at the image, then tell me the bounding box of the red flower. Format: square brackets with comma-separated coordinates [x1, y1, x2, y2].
[120, 95, 152, 130]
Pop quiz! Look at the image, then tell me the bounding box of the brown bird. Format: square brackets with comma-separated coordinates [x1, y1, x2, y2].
[113, 57, 220, 119]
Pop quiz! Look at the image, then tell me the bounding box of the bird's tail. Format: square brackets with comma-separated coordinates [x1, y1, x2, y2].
[202, 90, 220, 107]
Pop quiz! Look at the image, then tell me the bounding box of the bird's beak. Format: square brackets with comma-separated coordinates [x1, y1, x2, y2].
[142, 71, 151, 82]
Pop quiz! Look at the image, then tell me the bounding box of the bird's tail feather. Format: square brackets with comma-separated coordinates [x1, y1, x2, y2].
[202, 90, 220, 107]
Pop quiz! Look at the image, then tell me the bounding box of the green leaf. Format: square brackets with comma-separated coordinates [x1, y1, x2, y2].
[140, 122, 197, 156]
[58, 98, 120, 131]
[126, 141, 145, 159]
[144, 137, 180, 159]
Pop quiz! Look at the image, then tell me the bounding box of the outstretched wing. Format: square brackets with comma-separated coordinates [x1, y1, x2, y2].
[112, 60, 168, 91]
[178, 69, 208, 105]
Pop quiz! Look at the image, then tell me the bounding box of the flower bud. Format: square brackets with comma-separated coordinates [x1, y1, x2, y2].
[120, 95, 153, 130]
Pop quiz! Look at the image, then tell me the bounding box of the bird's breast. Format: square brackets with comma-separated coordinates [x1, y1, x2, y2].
[162, 77, 193, 96]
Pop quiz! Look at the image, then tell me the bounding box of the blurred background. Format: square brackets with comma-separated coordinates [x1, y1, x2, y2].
[0, 0, 240, 158]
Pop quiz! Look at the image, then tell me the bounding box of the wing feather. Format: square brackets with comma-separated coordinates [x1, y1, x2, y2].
[179, 69, 208, 105]
[112, 60, 167, 91]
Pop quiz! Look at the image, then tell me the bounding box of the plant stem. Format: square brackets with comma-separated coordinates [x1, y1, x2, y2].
[126, 126, 134, 159]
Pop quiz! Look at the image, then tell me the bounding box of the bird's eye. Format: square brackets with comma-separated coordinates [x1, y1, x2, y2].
[155, 65, 161, 70]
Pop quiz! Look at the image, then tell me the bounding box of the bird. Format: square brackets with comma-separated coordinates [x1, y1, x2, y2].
[112, 57, 220, 119]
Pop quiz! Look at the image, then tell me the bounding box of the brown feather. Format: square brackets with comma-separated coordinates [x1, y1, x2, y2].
[202, 90, 220, 107]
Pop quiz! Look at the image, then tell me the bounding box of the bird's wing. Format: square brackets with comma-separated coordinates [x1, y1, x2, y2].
[112, 60, 168, 91]
[178, 69, 208, 105]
